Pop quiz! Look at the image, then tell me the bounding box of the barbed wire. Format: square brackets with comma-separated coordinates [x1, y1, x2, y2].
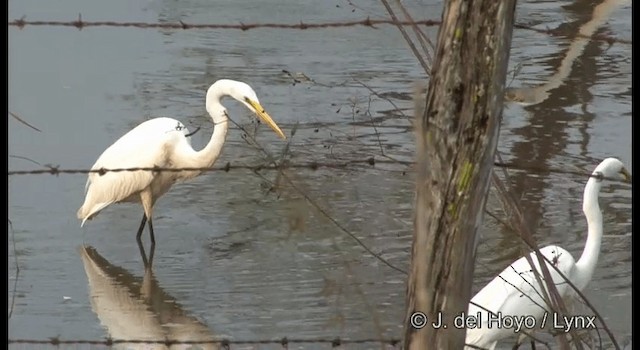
[7, 16, 631, 45]
[8, 16, 438, 30]
[6, 160, 632, 185]
[8, 337, 402, 347]
[7, 159, 379, 176]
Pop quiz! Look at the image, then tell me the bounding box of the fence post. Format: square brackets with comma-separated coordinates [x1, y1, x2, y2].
[403, 1, 517, 349]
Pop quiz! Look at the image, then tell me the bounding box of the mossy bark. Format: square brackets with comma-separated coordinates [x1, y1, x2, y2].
[404, 1, 517, 349]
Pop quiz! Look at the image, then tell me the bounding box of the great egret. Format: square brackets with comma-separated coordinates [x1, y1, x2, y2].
[77, 79, 286, 245]
[465, 158, 631, 350]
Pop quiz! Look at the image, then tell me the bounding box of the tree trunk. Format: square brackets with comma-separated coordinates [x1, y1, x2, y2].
[404, 1, 517, 349]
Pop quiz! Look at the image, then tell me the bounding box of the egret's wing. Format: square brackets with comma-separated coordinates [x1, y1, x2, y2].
[470, 245, 575, 314]
[79, 142, 164, 220]
[78, 118, 186, 220]
[466, 245, 575, 347]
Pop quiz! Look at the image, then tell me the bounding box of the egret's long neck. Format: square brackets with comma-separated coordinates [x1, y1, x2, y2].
[197, 94, 229, 168]
[573, 177, 603, 291]
[179, 85, 229, 170]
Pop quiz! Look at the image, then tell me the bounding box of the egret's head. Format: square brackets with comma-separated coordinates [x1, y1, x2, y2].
[593, 157, 631, 183]
[207, 79, 286, 140]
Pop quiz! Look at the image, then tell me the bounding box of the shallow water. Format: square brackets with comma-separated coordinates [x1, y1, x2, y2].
[8, 0, 631, 349]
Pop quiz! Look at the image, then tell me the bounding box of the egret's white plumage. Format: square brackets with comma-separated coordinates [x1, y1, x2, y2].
[77, 79, 286, 244]
[465, 158, 631, 350]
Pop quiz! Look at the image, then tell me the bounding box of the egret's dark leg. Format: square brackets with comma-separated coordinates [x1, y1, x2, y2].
[137, 237, 150, 268]
[148, 218, 156, 246]
[136, 214, 148, 242]
[147, 242, 155, 268]
[138, 240, 156, 269]
[530, 340, 535, 350]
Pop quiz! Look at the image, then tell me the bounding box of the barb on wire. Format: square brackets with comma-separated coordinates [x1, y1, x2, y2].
[8, 337, 402, 346]
[7, 16, 631, 45]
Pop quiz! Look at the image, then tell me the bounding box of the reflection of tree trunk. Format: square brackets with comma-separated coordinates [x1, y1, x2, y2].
[403, 1, 516, 349]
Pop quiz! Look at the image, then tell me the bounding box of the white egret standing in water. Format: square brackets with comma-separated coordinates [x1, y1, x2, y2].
[465, 158, 631, 350]
[77, 79, 286, 245]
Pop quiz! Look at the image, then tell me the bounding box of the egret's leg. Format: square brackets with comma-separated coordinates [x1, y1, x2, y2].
[136, 214, 148, 242]
[147, 241, 155, 267]
[148, 218, 156, 246]
[137, 236, 150, 268]
[138, 240, 156, 269]
[139, 190, 156, 246]
[530, 340, 535, 350]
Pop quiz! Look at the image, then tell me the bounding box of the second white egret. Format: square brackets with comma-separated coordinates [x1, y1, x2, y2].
[465, 157, 631, 350]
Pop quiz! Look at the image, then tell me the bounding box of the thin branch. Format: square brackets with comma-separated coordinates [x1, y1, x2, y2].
[9, 112, 42, 132]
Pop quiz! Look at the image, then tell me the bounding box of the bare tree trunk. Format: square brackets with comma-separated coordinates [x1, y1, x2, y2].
[404, 1, 517, 349]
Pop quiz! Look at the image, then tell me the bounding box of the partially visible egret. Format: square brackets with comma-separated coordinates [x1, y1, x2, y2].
[77, 79, 286, 245]
[465, 158, 631, 350]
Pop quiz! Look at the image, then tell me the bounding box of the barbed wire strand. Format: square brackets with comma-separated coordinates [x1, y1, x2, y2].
[7, 16, 631, 45]
[7, 161, 632, 185]
[8, 337, 402, 346]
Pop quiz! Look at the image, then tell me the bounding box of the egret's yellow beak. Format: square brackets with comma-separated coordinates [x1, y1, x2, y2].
[620, 167, 632, 183]
[245, 98, 286, 140]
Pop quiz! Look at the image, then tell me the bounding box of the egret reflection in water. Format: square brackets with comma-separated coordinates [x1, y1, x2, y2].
[504, 0, 629, 106]
[78, 245, 220, 350]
